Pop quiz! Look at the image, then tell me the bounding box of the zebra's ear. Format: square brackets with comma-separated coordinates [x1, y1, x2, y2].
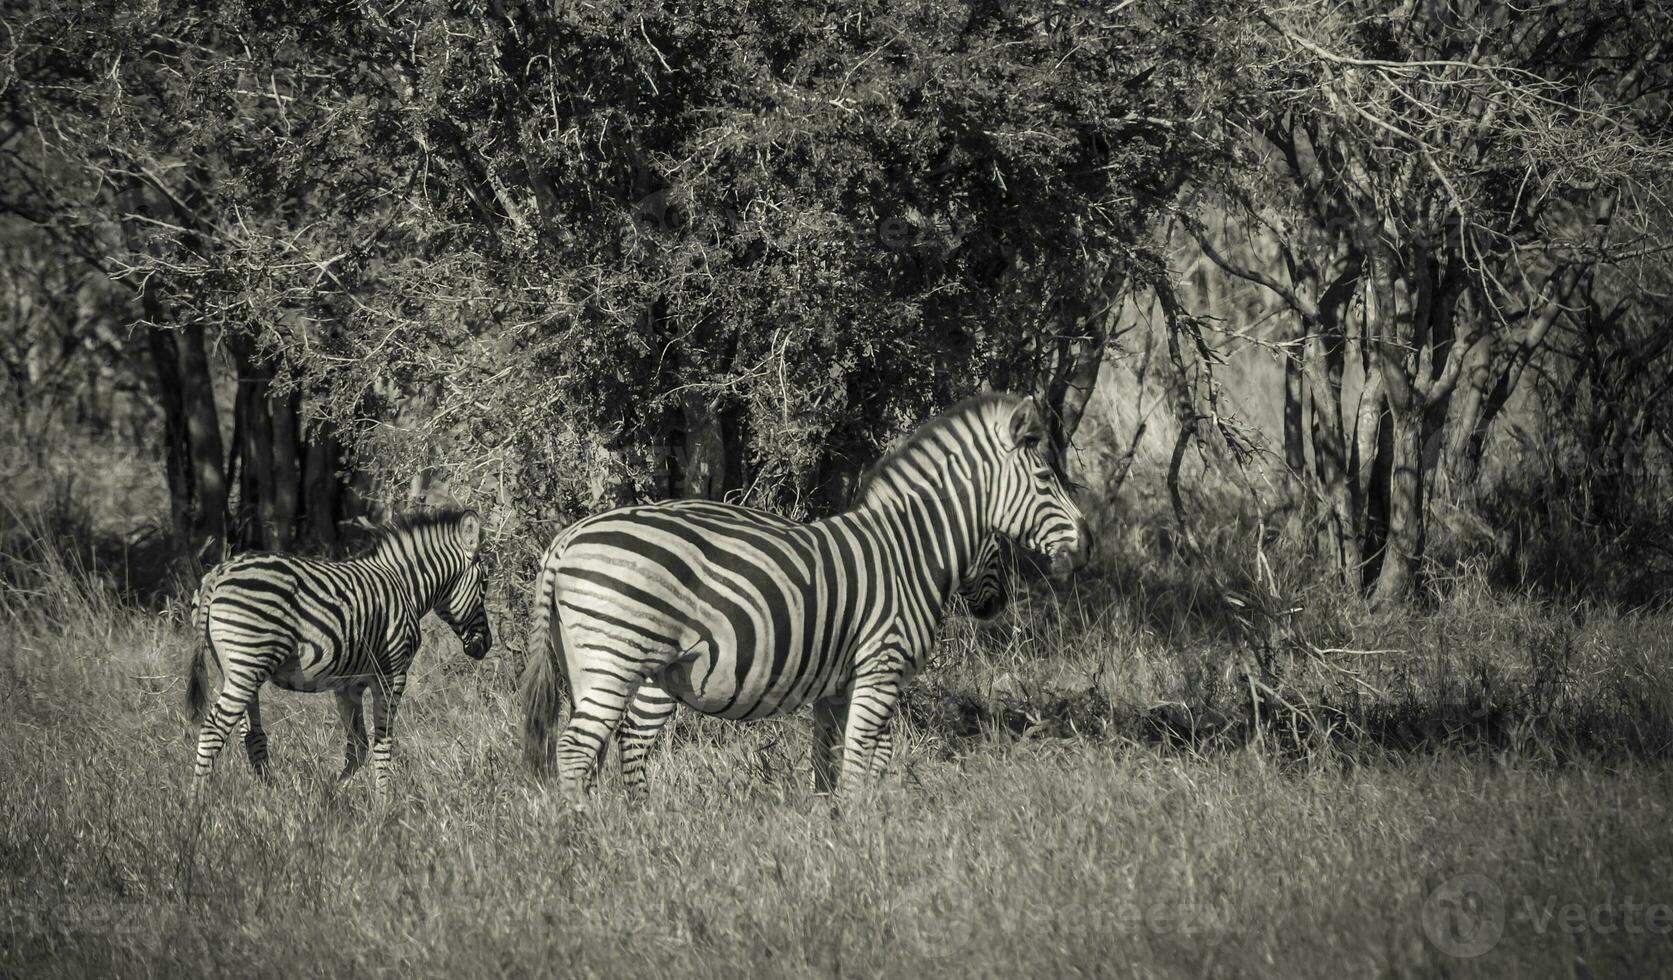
[458, 512, 483, 557]
[1008, 396, 1047, 450]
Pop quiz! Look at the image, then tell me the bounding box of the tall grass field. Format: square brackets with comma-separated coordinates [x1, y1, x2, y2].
[3, 468, 1672, 979]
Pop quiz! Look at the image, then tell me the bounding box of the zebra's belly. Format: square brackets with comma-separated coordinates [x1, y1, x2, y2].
[657, 648, 851, 720]
[265, 643, 376, 693]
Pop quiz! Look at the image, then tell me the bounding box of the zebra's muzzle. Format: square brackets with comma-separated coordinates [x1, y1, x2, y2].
[1049, 519, 1093, 579]
[968, 593, 1005, 621]
[461, 627, 492, 660]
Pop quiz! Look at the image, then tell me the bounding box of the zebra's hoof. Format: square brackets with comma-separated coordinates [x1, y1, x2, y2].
[556, 786, 590, 814]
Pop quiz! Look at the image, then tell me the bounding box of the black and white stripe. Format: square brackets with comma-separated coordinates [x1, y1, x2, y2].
[565, 511, 1009, 796]
[184, 510, 491, 796]
[957, 531, 1009, 623]
[520, 393, 1086, 800]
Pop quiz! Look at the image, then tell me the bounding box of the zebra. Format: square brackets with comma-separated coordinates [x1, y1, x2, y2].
[184, 509, 492, 797]
[525, 502, 1010, 796]
[520, 393, 1086, 801]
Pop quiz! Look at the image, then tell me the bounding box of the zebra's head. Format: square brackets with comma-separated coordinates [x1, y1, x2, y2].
[436, 513, 493, 660]
[958, 534, 1009, 621]
[987, 396, 1090, 579]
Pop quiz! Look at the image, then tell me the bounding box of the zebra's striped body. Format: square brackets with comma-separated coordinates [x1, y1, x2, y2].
[521, 393, 1085, 799]
[530, 503, 1009, 795]
[185, 510, 491, 796]
[957, 532, 1009, 623]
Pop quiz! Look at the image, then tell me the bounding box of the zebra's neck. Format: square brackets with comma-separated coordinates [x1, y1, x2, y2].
[366, 529, 462, 613]
[848, 454, 989, 611]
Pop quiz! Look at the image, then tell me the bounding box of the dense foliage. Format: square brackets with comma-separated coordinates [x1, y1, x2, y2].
[2, 0, 1239, 532]
[3, 0, 1669, 604]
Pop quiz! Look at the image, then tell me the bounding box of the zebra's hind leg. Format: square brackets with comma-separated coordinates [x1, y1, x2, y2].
[191, 662, 270, 800]
[335, 685, 369, 782]
[555, 673, 646, 806]
[617, 681, 678, 801]
[242, 691, 271, 778]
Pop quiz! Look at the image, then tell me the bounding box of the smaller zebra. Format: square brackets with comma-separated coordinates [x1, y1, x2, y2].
[185, 509, 492, 797]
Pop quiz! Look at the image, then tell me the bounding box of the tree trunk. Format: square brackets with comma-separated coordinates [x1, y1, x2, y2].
[1442, 335, 1497, 489]
[1371, 404, 1426, 605]
[1360, 387, 1392, 591]
[234, 358, 276, 550]
[145, 328, 193, 555]
[1045, 268, 1126, 447]
[227, 377, 247, 543]
[809, 442, 866, 515]
[588, 423, 636, 512]
[174, 322, 227, 554]
[405, 379, 443, 507]
[1304, 328, 1358, 582]
[722, 401, 749, 497]
[1452, 229, 1602, 486]
[1157, 281, 1200, 553]
[301, 420, 341, 550]
[120, 182, 225, 557]
[1353, 368, 1384, 512]
[681, 394, 728, 501]
[1283, 341, 1306, 480]
[269, 387, 301, 550]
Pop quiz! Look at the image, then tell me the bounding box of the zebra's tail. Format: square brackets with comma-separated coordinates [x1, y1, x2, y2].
[184, 563, 224, 731]
[519, 538, 571, 774]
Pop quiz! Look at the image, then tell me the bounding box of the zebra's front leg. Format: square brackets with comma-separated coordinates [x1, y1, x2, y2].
[335, 685, 369, 782]
[617, 681, 678, 801]
[242, 691, 271, 778]
[368, 674, 408, 794]
[811, 696, 848, 795]
[868, 724, 896, 780]
[837, 668, 904, 799]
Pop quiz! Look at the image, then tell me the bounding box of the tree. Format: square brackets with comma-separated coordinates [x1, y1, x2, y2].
[1179, 0, 1673, 603]
[3, 0, 1243, 556]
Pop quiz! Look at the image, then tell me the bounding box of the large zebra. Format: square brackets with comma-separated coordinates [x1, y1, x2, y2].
[520, 393, 1086, 800]
[525, 501, 1011, 795]
[185, 509, 492, 797]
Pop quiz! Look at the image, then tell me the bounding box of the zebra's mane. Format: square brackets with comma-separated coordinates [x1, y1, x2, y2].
[351, 507, 476, 558]
[853, 392, 1026, 505]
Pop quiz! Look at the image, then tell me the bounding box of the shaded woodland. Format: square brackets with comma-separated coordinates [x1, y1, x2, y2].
[3, 0, 1670, 606]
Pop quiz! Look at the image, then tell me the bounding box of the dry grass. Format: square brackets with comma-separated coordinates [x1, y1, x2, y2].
[4, 484, 1673, 978]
